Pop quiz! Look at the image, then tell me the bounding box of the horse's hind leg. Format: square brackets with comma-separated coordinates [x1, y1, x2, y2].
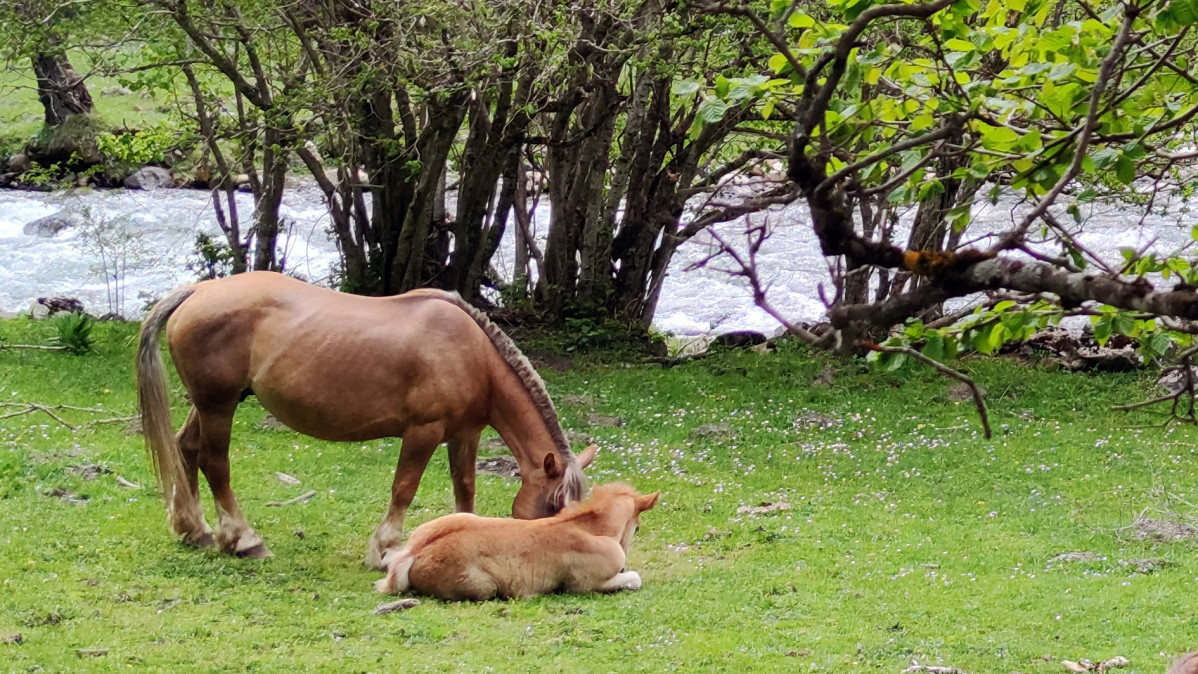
[366, 423, 443, 570]
[196, 406, 271, 558]
[447, 432, 480, 513]
[171, 409, 214, 547]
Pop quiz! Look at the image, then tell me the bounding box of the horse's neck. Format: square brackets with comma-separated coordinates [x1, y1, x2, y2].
[488, 367, 560, 470]
[558, 510, 620, 538]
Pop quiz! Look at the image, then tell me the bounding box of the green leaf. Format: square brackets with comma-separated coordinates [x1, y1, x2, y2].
[768, 53, 790, 75]
[1114, 156, 1136, 184]
[696, 99, 729, 125]
[671, 80, 701, 97]
[922, 332, 945, 361]
[980, 125, 1020, 152]
[788, 12, 816, 28]
[1092, 314, 1113, 346]
[945, 38, 976, 52]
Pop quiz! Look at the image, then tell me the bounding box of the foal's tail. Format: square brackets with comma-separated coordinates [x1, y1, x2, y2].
[136, 284, 197, 505]
[375, 549, 415, 595]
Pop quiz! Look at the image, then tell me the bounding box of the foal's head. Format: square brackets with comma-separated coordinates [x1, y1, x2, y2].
[564, 482, 660, 550]
[513, 444, 598, 520]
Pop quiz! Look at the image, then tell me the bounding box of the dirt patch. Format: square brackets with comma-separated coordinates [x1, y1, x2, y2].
[477, 456, 520, 479]
[736, 500, 790, 517]
[123, 417, 143, 436]
[793, 410, 841, 430]
[480, 437, 507, 451]
[560, 394, 595, 408]
[260, 415, 289, 431]
[1128, 516, 1198, 543]
[947, 382, 986, 402]
[1120, 558, 1171, 574]
[689, 423, 736, 440]
[587, 413, 624, 428]
[46, 488, 88, 505]
[67, 464, 110, 481]
[30, 447, 84, 465]
[1049, 551, 1103, 565]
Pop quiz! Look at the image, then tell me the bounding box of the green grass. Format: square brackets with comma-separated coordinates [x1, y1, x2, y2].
[1, 318, 1197, 672]
[0, 58, 172, 158]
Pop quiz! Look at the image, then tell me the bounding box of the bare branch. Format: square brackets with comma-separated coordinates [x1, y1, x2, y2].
[867, 344, 992, 439]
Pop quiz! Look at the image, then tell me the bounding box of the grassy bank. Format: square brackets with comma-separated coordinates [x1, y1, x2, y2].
[1, 317, 1196, 672]
[0, 63, 171, 159]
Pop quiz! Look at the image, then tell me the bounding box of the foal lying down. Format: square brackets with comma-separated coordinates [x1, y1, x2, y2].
[375, 483, 658, 600]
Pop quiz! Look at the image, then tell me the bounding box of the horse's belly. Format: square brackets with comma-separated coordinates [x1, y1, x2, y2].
[253, 387, 407, 441]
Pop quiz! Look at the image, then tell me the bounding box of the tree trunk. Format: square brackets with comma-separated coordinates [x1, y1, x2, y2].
[32, 50, 92, 126]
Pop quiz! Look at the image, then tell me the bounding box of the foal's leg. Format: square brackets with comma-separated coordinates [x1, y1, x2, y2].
[598, 570, 643, 592]
[171, 408, 215, 547]
[366, 423, 443, 570]
[196, 406, 270, 558]
[446, 432, 480, 513]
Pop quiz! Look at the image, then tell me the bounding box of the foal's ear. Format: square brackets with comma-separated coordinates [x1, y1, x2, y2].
[543, 452, 563, 479]
[635, 491, 660, 512]
[576, 444, 599, 470]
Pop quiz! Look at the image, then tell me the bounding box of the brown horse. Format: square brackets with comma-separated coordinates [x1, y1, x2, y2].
[137, 271, 596, 568]
[375, 483, 658, 600]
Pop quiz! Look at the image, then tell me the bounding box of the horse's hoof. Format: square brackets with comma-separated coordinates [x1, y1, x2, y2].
[235, 543, 273, 559]
[185, 532, 216, 548]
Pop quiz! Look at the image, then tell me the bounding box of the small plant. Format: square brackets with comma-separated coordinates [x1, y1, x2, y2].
[76, 207, 155, 317]
[188, 232, 239, 280]
[50, 313, 94, 355]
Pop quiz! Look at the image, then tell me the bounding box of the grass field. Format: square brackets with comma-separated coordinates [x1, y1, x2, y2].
[0, 59, 172, 158]
[1, 317, 1196, 672]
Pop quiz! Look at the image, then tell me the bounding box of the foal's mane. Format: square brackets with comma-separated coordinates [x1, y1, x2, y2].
[423, 290, 586, 504]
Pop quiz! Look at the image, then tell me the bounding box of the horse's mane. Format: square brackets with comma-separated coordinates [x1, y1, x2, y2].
[420, 290, 586, 505]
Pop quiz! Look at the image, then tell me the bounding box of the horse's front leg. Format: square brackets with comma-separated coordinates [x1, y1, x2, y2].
[197, 406, 271, 558]
[447, 432, 481, 513]
[366, 423, 443, 570]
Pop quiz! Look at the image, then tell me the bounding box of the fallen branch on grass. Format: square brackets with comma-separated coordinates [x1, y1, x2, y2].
[266, 490, 317, 507]
[114, 476, 141, 490]
[372, 598, 420, 614]
[1112, 346, 1198, 425]
[85, 415, 139, 428]
[865, 343, 992, 439]
[0, 403, 76, 429]
[0, 344, 68, 351]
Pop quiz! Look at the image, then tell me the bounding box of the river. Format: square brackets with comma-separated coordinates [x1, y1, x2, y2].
[0, 183, 1192, 336]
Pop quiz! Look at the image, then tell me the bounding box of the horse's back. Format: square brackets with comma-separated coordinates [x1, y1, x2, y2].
[163, 272, 498, 437]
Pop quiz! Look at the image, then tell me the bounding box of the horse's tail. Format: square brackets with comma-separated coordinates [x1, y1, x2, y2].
[137, 284, 197, 506]
[375, 549, 415, 595]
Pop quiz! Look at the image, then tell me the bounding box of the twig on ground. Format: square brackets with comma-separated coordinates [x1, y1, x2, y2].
[0, 344, 68, 351]
[1112, 346, 1198, 425]
[115, 476, 142, 490]
[266, 490, 317, 507]
[866, 344, 992, 439]
[86, 415, 139, 428]
[372, 598, 420, 614]
[0, 404, 77, 429]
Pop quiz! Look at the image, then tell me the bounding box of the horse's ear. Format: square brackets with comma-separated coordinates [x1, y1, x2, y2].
[576, 444, 599, 470]
[543, 452, 562, 479]
[635, 491, 660, 512]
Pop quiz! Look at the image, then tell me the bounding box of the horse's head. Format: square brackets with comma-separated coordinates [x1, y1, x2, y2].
[513, 444, 598, 519]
